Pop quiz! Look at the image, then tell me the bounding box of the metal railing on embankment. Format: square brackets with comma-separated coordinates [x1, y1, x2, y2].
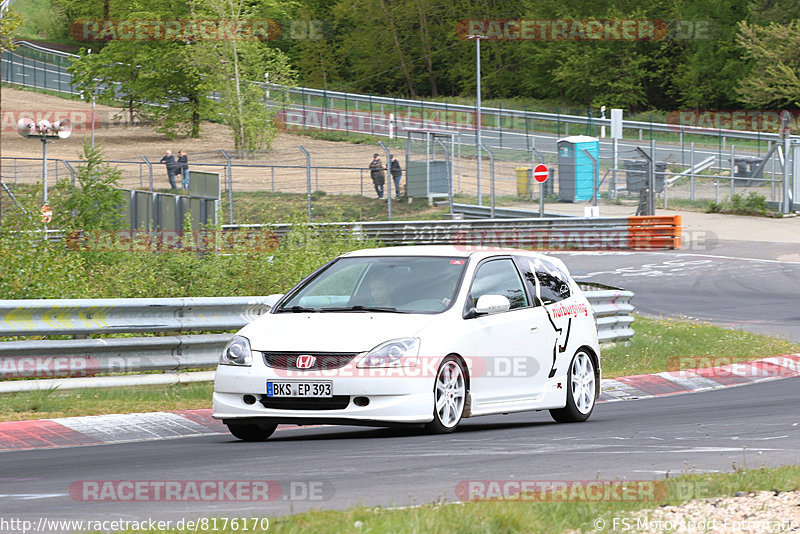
[0, 288, 634, 392]
[226, 214, 682, 251]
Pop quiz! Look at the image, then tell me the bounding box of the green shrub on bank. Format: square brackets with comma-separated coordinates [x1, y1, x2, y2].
[1, 206, 374, 300]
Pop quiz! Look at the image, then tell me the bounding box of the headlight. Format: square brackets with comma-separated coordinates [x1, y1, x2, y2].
[357, 338, 420, 368]
[220, 335, 253, 366]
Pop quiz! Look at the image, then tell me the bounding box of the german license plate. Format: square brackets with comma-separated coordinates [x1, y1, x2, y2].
[267, 381, 332, 397]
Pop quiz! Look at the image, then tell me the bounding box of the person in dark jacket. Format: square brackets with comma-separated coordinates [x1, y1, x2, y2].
[369, 153, 386, 198]
[177, 150, 189, 189]
[159, 150, 179, 190]
[389, 154, 402, 199]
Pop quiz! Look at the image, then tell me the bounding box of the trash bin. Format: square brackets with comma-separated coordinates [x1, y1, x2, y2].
[733, 156, 764, 187]
[623, 159, 666, 193]
[516, 167, 532, 199]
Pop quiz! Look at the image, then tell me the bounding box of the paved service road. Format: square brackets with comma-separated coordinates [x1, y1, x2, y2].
[557, 241, 800, 342]
[1, 378, 798, 525]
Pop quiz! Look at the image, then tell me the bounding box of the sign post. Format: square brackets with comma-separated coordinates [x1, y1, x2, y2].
[533, 164, 549, 218]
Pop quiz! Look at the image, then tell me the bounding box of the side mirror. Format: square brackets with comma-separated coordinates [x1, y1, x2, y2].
[475, 294, 510, 315]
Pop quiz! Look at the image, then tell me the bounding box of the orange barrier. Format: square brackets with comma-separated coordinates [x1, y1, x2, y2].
[627, 215, 682, 250]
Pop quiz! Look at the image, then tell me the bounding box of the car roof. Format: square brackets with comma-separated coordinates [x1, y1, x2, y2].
[342, 245, 558, 263]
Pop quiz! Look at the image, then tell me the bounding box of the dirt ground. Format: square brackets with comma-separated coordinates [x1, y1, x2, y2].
[1, 86, 524, 197]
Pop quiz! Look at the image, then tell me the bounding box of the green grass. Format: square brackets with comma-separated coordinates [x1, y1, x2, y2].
[3, 317, 797, 421]
[0, 382, 213, 422]
[601, 315, 800, 378]
[93, 465, 800, 533]
[220, 190, 449, 224]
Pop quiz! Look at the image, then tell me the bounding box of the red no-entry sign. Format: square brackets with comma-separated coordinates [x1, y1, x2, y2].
[533, 164, 549, 183]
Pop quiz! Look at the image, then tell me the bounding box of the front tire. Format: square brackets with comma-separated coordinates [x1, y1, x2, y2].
[550, 349, 596, 423]
[425, 356, 467, 434]
[226, 422, 278, 441]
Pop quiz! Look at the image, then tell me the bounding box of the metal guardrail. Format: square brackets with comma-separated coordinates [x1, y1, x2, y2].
[0, 296, 278, 336]
[225, 214, 681, 250]
[0, 289, 634, 391]
[579, 283, 635, 344]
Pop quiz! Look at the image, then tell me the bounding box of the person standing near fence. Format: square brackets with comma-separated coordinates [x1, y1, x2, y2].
[369, 153, 386, 199]
[389, 154, 402, 199]
[159, 150, 178, 190]
[177, 150, 190, 189]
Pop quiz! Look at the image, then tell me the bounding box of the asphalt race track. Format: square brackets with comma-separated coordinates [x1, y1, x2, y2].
[558, 241, 800, 342]
[1, 378, 798, 525]
[1, 242, 798, 528]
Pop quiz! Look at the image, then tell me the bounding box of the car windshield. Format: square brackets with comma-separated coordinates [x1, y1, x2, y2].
[277, 256, 468, 314]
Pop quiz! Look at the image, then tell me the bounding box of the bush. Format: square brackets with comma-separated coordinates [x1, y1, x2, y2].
[705, 192, 767, 216]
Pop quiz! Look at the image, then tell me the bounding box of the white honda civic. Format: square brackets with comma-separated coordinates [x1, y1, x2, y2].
[213, 245, 601, 441]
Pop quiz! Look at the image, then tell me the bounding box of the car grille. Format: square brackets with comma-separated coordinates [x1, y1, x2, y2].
[261, 352, 358, 371]
[258, 395, 351, 410]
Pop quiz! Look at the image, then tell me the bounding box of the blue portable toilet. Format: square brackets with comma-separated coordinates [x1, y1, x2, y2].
[557, 135, 599, 202]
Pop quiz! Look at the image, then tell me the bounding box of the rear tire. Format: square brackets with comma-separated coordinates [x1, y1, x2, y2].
[425, 356, 467, 434]
[226, 422, 278, 441]
[550, 349, 596, 423]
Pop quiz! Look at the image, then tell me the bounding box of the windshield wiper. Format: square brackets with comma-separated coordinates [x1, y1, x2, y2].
[277, 305, 318, 313]
[320, 305, 403, 313]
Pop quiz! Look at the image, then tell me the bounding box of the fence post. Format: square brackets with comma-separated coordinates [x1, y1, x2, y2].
[480, 143, 495, 218]
[219, 149, 234, 224]
[379, 140, 392, 221]
[141, 156, 153, 192]
[524, 105, 530, 151]
[690, 142, 695, 201]
[730, 145, 735, 200]
[783, 136, 791, 214]
[299, 145, 312, 222]
[498, 101, 503, 148]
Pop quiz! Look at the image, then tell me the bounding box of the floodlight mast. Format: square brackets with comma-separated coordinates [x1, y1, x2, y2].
[16, 118, 72, 205]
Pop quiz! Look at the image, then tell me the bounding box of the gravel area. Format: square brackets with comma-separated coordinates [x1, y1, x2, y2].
[617, 490, 800, 533]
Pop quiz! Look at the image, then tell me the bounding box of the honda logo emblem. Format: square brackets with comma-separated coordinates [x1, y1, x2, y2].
[295, 355, 316, 369]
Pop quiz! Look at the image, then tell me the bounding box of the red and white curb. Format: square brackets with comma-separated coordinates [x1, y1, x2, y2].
[599, 354, 800, 401]
[1, 355, 798, 452]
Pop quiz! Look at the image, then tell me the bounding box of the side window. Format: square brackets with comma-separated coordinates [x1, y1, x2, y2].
[469, 259, 528, 310]
[536, 260, 571, 304]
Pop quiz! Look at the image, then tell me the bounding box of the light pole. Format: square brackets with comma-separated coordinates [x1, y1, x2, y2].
[467, 34, 484, 206]
[16, 118, 72, 207]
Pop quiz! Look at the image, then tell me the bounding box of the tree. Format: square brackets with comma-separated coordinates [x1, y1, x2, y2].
[0, 8, 23, 52]
[53, 141, 126, 231]
[69, 41, 161, 125]
[737, 20, 800, 109]
[191, 0, 296, 153]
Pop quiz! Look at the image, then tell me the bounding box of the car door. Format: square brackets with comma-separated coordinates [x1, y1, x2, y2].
[516, 256, 577, 381]
[459, 257, 554, 405]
